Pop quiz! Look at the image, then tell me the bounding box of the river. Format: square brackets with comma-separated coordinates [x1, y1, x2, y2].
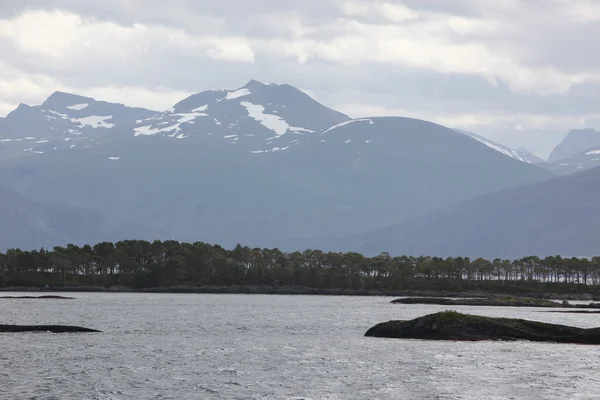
[1, 293, 600, 399]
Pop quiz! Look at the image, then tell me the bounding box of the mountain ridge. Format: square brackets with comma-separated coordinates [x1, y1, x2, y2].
[454, 129, 544, 164]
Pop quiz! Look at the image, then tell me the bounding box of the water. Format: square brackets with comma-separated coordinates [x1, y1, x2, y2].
[2, 293, 600, 399]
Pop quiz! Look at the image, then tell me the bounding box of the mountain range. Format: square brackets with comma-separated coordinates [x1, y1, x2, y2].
[0, 79, 598, 259]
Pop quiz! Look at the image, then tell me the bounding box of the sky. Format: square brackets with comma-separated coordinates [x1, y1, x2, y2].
[1, 0, 600, 158]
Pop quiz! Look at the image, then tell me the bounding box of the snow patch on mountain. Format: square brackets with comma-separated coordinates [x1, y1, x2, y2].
[241, 101, 315, 137]
[251, 145, 290, 154]
[585, 149, 600, 155]
[73, 115, 115, 129]
[322, 119, 374, 134]
[241, 102, 289, 136]
[44, 110, 69, 120]
[67, 103, 89, 111]
[134, 109, 209, 137]
[220, 88, 251, 101]
[289, 127, 315, 133]
[191, 105, 208, 113]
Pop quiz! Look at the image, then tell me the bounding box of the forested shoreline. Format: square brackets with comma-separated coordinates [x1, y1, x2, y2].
[1, 240, 600, 296]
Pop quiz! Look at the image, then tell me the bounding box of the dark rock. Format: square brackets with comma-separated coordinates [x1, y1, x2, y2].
[0, 324, 100, 333]
[365, 311, 600, 344]
[0, 295, 74, 299]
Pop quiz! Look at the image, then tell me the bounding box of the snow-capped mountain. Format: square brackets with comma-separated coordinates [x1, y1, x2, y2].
[0, 81, 557, 251]
[0, 92, 156, 158]
[454, 129, 544, 164]
[127, 79, 350, 153]
[548, 128, 600, 163]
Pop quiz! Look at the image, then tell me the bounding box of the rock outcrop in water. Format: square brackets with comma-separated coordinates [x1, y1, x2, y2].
[365, 311, 600, 344]
[0, 295, 74, 299]
[0, 324, 100, 333]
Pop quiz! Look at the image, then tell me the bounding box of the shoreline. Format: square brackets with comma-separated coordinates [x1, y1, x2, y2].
[1, 284, 599, 300]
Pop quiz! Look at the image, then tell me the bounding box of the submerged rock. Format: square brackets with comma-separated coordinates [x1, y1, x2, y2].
[0, 324, 100, 333]
[365, 311, 600, 344]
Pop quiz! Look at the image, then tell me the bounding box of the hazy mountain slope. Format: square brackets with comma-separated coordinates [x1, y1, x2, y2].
[455, 129, 544, 164]
[545, 146, 600, 176]
[0, 185, 168, 251]
[339, 165, 600, 259]
[548, 128, 600, 162]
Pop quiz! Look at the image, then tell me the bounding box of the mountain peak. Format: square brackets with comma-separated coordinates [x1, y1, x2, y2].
[549, 128, 600, 162]
[244, 79, 278, 88]
[42, 91, 92, 108]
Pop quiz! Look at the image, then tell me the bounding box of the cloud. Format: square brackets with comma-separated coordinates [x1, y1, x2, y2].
[1, 0, 600, 157]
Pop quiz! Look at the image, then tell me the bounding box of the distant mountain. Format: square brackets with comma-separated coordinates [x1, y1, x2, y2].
[0, 185, 167, 251]
[0, 81, 556, 251]
[338, 165, 600, 259]
[454, 129, 544, 164]
[0, 91, 156, 159]
[543, 145, 600, 176]
[548, 128, 600, 163]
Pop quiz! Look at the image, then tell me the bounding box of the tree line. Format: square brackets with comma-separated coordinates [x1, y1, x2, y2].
[1, 240, 600, 293]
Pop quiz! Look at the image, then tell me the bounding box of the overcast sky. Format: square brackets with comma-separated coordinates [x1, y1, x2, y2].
[1, 0, 599, 158]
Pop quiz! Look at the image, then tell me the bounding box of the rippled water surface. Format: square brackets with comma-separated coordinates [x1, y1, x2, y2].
[2, 293, 600, 399]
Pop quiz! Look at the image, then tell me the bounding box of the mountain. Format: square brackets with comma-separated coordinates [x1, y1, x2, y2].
[548, 128, 600, 163]
[125, 79, 350, 151]
[543, 145, 600, 176]
[0, 81, 556, 251]
[338, 165, 600, 259]
[0, 185, 168, 251]
[0, 91, 156, 159]
[455, 129, 544, 164]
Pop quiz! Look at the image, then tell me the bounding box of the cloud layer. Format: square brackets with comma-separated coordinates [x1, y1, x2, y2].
[1, 0, 599, 157]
